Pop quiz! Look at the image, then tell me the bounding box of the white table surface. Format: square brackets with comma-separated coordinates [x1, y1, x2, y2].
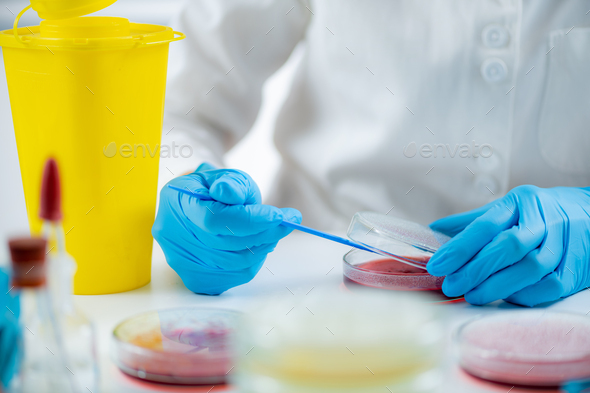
[71, 233, 590, 393]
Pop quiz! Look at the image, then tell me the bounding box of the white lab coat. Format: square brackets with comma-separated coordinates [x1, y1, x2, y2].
[160, 0, 590, 230]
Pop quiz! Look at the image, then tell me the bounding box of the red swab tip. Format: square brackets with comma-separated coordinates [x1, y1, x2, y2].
[39, 158, 62, 221]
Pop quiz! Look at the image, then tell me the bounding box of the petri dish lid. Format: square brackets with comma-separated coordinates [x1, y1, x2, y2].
[347, 212, 450, 269]
[456, 311, 590, 386]
[233, 288, 446, 390]
[112, 307, 239, 385]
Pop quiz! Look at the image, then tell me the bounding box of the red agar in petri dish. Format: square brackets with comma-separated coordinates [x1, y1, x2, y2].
[356, 257, 430, 274]
[112, 308, 238, 385]
[342, 251, 464, 303]
[457, 311, 590, 387]
[342, 213, 462, 303]
[343, 254, 443, 291]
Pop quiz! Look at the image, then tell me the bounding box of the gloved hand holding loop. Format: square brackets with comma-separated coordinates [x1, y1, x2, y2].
[153, 163, 301, 295]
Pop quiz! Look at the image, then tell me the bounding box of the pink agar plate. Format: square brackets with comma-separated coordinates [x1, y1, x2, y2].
[112, 307, 239, 385]
[343, 251, 443, 291]
[343, 248, 464, 303]
[456, 311, 590, 387]
[343, 212, 462, 304]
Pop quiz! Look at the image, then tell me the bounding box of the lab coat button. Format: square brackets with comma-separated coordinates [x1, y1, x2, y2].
[474, 175, 499, 196]
[481, 58, 508, 83]
[482, 24, 510, 48]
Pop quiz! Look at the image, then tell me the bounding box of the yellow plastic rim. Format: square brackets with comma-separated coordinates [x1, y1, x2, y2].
[0, 6, 185, 50]
[31, 0, 118, 20]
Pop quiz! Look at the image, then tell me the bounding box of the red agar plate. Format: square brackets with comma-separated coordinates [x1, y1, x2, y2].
[342, 249, 464, 304]
[112, 307, 239, 385]
[456, 311, 590, 386]
[343, 212, 462, 304]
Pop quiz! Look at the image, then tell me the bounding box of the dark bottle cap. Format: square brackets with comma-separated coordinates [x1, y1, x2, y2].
[8, 237, 47, 287]
[39, 158, 63, 221]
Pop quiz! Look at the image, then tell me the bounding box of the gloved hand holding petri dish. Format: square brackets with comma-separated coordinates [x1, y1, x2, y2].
[342, 212, 463, 303]
[428, 186, 590, 306]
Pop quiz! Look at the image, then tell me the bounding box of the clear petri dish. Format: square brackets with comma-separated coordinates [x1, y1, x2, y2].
[343, 212, 462, 303]
[342, 249, 464, 304]
[232, 288, 446, 393]
[343, 248, 443, 291]
[347, 212, 450, 270]
[456, 311, 590, 387]
[112, 307, 239, 385]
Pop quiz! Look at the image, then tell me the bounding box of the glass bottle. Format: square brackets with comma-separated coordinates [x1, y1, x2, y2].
[39, 158, 99, 392]
[232, 288, 446, 393]
[8, 236, 76, 393]
[44, 224, 99, 393]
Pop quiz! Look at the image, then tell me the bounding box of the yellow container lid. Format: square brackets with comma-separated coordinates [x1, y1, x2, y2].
[30, 0, 117, 20]
[0, 15, 184, 50]
[40, 16, 131, 38]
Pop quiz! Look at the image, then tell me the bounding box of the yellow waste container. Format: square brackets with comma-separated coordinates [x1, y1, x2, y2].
[0, 7, 184, 294]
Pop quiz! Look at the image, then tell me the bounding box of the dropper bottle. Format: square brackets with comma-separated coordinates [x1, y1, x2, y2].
[8, 236, 75, 393]
[39, 158, 72, 311]
[38, 158, 99, 392]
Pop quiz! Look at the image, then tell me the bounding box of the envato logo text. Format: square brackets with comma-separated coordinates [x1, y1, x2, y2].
[103, 141, 193, 158]
[403, 141, 493, 158]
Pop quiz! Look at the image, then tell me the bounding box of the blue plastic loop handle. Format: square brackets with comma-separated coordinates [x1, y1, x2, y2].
[167, 184, 377, 254]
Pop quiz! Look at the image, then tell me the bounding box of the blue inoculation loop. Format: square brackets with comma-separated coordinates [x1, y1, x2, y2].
[280, 221, 428, 269]
[279, 220, 378, 254]
[168, 185, 214, 201]
[352, 241, 429, 270]
[167, 184, 427, 267]
[281, 221, 428, 269]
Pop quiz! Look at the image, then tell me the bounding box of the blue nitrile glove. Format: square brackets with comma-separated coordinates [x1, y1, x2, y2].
[563, 379, 590, 393]
[427, 186, 590, 307]
[0, 268, 20, 390]
[152, 163, 302, 295]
